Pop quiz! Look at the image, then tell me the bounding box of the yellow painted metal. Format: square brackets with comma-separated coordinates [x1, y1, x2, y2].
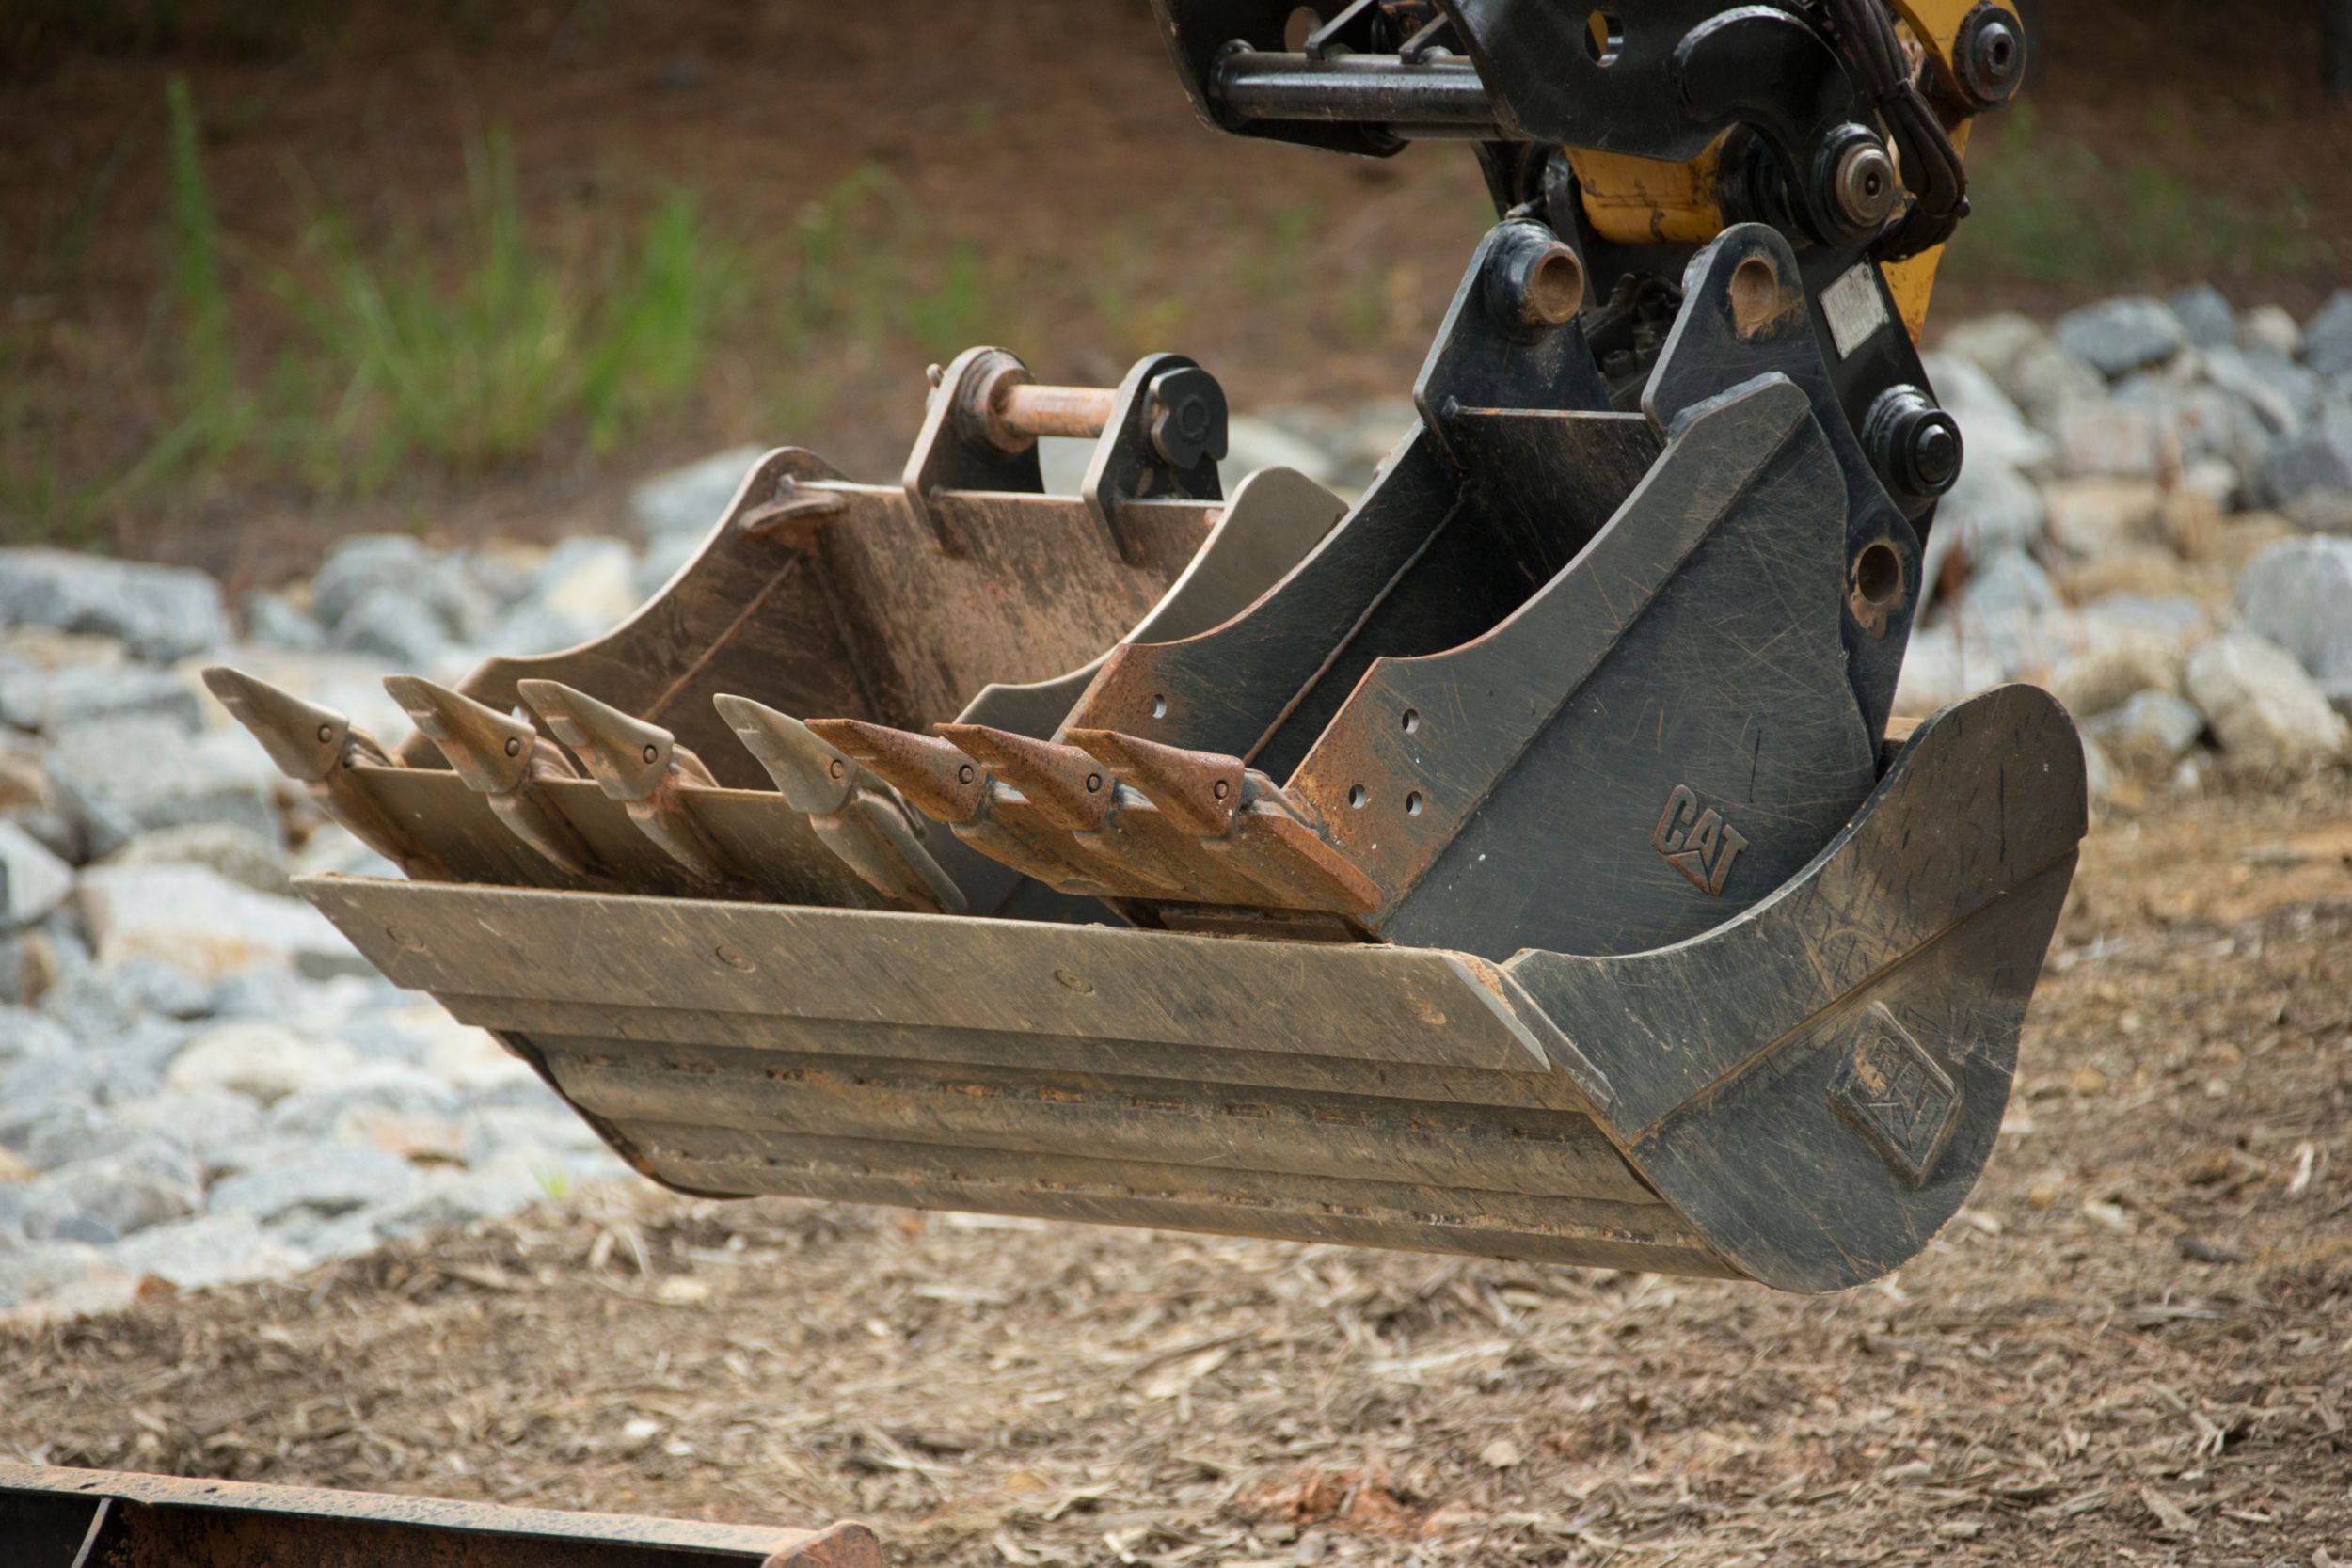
[1888, 0, 2019, 70]
[1565, 3, 2017, 339]
[1565, 140, 1727, 247]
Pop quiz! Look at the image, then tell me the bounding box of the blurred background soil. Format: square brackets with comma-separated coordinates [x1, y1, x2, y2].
[4, 0, 2350, 585]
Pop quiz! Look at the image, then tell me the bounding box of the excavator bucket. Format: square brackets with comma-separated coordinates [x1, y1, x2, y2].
[221, 1, 2083, 1292]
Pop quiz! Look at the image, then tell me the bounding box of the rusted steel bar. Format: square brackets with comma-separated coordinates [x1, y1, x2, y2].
[0, 1463, 882, 1568]
[996, 382, 1118, 442]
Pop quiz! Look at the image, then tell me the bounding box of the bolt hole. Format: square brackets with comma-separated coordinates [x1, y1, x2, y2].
[1213, 779, 1232, 800]
[1401, 708, 1420, 734]
[1583, 9, 1624, 65]
[504, 736, 523, 757]
[828, 758, 846, 780]
[1348, 784, 1367, 809]
[1853, 541, 1904, 609]
[642, 744, 660, 765]
[315, 724, 335, 743]
[1406, 791, 1424, 816]
[1086, 772, 1104, 793]
[1728, 255, 1783, 340]
[1151, 694, 1168, 720]
[957, 764, 977, 784]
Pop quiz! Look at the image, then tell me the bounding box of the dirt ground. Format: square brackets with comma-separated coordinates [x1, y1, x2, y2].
[2, 764, 2346, 1568]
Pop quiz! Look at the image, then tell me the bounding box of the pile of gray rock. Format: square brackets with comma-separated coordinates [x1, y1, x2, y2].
[1902, 285, 2352, 777]
[0, 555, 628, 1321]
[4, 286, 2350, 1320]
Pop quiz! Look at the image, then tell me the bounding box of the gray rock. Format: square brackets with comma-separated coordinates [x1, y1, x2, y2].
[457, 1104, 612, 1167]
[0, 821, 72, 931]
[266, 1061, 459, 1139]
[109, 1087, 267, 1169]
[78, 863, 366, 984]
[2304, 290, 2352, 379]
[0, 1239, 113, 1308]
[1920, 354, 2055, 478]
[2042, 479, 2166, 559]
[2200, 343, 2324, 436]
[2240, 303, 2302, 359]
[2185, 632, 2348, 763]
[628, 446, 768, 542]
[310, 534, 491, 641]
[2056, 297, 2189, 378]
[40, 960, 213, 1042]
[0, 1005, 76, 1066]
[2049, 632, 2185, 721]
[2169, 284, 2236, 350]
[2081, 594, 2214, 645]
[366, 1159, 551, 1240]
[0, 549, 227, 662]
[0, 662, 203, 736]
[1916, 460, 2043, 610]
[1958, 548, 2060, 620]
[2283, 487, 2352, 537]
[206, 1146, 422, 1223]
[99, 821, 291, 897]
[21, 1148, 201, 1241]
[238, 590, 327, 652]
[2087, 689, 2206, 765]
[2234, 536, 2352, 707]
[1934, 315, 2106, 428]
[1220, 415, 1344, 493]
[106, 1211, 313, 1290]
[4, 1037, 161, 1111]
[2259, 400, 2352, 508]
[0, 1089, 97, 1158]
[16, 1101, 109, 1172]
[43, 715, 278, 857]
[332, 584, 453, 667]
[2053, 401, 2167, 481]
[166, 1021, 361, 1105]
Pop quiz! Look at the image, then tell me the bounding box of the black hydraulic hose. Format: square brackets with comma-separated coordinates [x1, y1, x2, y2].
[1820, 0, 1969, 261]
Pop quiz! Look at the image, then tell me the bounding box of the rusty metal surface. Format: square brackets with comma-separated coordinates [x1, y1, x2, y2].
[302, 683, 2086, 1291]
[0, 1463, 882, 1568]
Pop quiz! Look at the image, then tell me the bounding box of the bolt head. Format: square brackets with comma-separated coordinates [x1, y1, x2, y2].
[1834, 140, 1900, 228]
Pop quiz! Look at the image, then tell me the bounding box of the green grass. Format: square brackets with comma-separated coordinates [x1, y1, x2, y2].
[1950, 104, 2335, 287]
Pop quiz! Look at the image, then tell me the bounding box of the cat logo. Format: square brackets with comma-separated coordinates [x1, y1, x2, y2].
[1651, 784, 1749, 896]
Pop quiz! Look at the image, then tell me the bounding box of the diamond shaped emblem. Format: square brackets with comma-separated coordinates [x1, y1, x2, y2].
[1828, 1004, 1963, 1187]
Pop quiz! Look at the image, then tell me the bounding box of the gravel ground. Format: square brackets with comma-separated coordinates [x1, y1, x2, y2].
[2, 767, 2344, 1568]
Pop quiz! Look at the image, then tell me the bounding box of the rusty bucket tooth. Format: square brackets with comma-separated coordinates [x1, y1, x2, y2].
[516, 678, 732, 885]
[387, 674, 601, 879]
[383, 674, 551, 793]
[1224, 792, 1384, 914]
[200, 665, 446, 880]
[202, 665, 386, 780]
[716, 696, 969, 915]
[809, 720, 1147, 898]
[804, 720, 990, 824]
[516, 679, 705, 799]
[1063, 729, 1244, 836]
[716, 696, 856, 815]
[937, 725, 1114, 832]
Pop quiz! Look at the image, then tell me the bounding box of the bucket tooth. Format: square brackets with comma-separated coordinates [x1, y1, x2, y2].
[385, 675, 600, 879]
[1063, 729, 1245, 835]
[200, 666, 447, 880]
[808, 720, 1146, 898]
[804, 720, 989, 824]
[716, 696, 968, 915]
[517, 679, 732, 886]
[937, 725, 1114, 831]
[1222, 790, 1383, 914]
